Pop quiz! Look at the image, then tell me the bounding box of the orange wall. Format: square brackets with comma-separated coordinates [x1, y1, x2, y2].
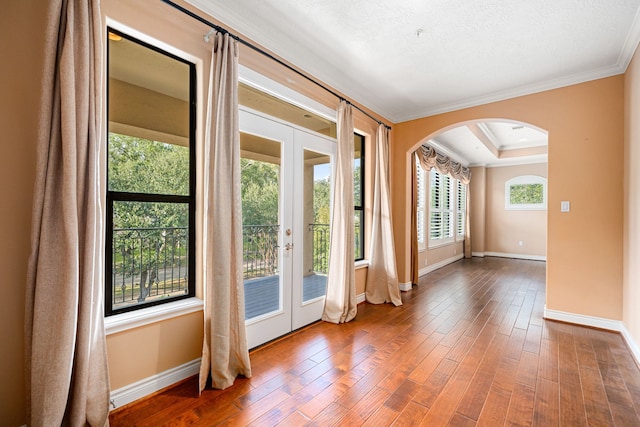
[624, 45, 640, 347]
[0, 2, 49, 424]
[483, 163, 547, 257]
[394, 76, 624, 320]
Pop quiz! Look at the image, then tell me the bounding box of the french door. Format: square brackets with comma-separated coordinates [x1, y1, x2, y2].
[240, 108, 335, 349]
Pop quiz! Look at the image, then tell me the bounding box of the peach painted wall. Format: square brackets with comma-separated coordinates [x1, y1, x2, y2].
[483, 163, 547, 257]
[624, 46, 640, 349]
[0, 2, 49, 424]
[394, 76, 624, 321]
[470, 167, 487, 254]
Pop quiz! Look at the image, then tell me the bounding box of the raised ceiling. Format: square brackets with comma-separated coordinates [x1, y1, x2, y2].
[187, 0, 640, 124]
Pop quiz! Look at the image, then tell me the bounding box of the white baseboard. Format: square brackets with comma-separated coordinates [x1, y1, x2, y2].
[419, 253, 464, 277]
[110, 358, 200, 411]
[399, 282, 413, 292]
[544, 307, 640, 368]
[472, 251, 485, 257]
[484, 251, 546, 261]
[621, 325, 640, 369]
[543, 306, 621, 331]
[357, 292, 366, 304]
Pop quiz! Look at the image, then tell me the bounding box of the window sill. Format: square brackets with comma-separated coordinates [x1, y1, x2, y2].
[105, 297, 204, 335]
[355, 260, 369, 270]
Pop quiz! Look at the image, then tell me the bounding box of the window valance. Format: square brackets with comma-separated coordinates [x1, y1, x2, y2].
[415, 145, 471, 184]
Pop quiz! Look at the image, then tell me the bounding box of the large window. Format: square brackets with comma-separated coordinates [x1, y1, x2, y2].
[106, 29, 196, 315]
[416, 161, 467, 248]
[354, 133, 365, 261]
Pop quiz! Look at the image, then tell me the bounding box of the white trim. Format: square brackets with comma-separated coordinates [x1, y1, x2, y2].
[238, 65, 335, 122]
[355, 260, 370, 270]
[105, 298, 204, 335]
[621, 325, 640, 369]
[543, 306, 621, 331]
[472, 251, 485, 257]
[400, 64, 624, 122]
[484, 252, 546, 261]
[419, 253, 464, 277]
[399, 282, 413, 292]
[357, 292, 366, 304]
[110, 358, 201, 410]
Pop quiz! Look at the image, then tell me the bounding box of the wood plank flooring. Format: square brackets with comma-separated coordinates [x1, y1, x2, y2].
[109, 257, 640, 426]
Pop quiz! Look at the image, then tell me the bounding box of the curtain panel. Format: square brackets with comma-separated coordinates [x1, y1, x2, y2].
[199, 31, 252, 391]
[25, 0, 110, 425]
[322, 101, 357, 324]
[366, 125, 402, 305]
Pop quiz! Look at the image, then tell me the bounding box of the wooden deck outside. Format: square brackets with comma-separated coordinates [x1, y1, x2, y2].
[110, 257, 640, 426]
[244, 273, 327, 319]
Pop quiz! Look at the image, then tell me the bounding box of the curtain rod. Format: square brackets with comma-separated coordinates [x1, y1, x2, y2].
[160, 0, 391, 130]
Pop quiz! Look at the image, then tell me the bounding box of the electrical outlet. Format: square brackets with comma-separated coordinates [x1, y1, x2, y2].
[454, 248, 457, 255]
[518, 241, 524, 247]
[424, 258, 428, 266]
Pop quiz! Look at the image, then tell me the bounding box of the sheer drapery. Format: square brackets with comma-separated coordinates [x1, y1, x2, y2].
[412, 145, 473, 281]
[366, 125, 402, 305]
[199, 31, 252, 391]
[25, 0, 110, 424]
[322, 101, 357, 323]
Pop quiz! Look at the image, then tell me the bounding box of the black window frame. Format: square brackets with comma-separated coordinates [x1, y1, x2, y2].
[354, 133, 365, 262]
[105, 28, 197, 316]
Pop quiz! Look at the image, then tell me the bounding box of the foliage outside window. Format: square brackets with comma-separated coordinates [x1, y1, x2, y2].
[354, 133, 365, 261]
[106, 29, 196, 316]
[505, 175, 547, 210]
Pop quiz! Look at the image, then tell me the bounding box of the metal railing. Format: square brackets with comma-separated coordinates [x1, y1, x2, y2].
[110, 224, 332, 305]
[111, 227, 189, 308]
[308, 223, 330, 274]
[243, 225, 280, 279]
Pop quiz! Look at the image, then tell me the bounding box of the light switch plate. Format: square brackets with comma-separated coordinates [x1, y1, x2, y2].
[561, 201, 570, 212]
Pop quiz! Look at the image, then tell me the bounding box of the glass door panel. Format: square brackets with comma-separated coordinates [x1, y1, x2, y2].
[292, 131, 335, 330]
[240, 109, 293, 349]
[241, 135, 281, 321]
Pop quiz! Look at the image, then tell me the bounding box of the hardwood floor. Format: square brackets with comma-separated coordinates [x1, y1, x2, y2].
[109, 257, 640, 426]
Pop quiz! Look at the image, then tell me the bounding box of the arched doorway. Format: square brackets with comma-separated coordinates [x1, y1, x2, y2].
[407, 119, 549, 283]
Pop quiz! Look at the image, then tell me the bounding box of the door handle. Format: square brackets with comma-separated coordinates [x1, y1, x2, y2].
[284, 243, 294, 251]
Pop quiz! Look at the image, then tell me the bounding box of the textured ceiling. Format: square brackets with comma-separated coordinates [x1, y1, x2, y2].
[187, 0, 640, 124]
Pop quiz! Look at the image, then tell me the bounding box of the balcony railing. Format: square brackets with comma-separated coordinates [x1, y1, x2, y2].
[111, 227, 189, 309]
[243, 224, 280, 279]
[110, 224, 332, 309]
[308, 223, 329, 274]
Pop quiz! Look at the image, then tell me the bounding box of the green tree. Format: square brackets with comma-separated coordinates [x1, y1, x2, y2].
[240, 158, 279, 225]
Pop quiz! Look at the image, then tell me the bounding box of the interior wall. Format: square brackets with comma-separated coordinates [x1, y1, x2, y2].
[0, 2, 49, 424]
[484, 163, 547, 257]
[393, 76, 624, 321]
[624, 44, 640, 350]
[470, 166, 487, 254]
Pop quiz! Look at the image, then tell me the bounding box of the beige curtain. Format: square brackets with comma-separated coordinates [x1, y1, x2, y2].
[322, 101, 357, 323]
[464, 185, 472, 258]
[25, 0, 110, 425]
[366, 125, 402, 305]
[199, 32, 251, 391]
